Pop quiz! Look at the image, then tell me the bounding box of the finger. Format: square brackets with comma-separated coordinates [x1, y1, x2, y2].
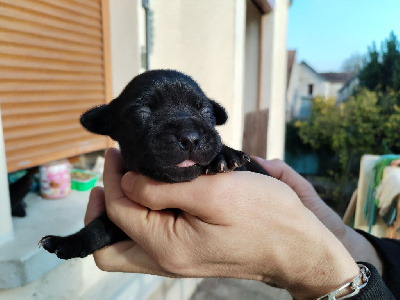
[103, 147, 127, 207]
[254, 157, 298, 182]
[120, 170, 266, 224]
[122, 172, 212, 213]
[254, 157, 315, 198]
[85, 186, 106, 225]
[102, 147, 155, 231]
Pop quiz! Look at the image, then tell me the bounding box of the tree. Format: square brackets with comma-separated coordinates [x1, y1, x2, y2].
[359, 31, 400, 91]
[341, 53, 363, 74]
[295, 97, 340, 151]
[381, 31, 400, 90]
[296, 90, 388, 176]
[359, 42, 382, 90]
[288, 32, 400, 214]
[293, 89, 400, 214]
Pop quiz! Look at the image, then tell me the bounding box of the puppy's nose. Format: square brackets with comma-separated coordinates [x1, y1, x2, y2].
[178, 131, 200, 152]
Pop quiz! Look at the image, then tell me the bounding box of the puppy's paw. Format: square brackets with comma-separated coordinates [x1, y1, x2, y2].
[205, 146, 250, 174]
[39, 235, 90, 260]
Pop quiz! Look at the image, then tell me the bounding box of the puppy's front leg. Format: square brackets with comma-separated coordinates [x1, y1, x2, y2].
[205, 145, 251, 174]
[39, 213, 128, 259]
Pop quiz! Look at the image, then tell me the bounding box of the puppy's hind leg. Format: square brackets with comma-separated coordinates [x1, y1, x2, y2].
[39, 212, 128, 259]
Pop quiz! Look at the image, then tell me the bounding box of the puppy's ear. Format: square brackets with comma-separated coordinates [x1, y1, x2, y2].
[210, 100, 228, 125]
[80, 104, 114, 137]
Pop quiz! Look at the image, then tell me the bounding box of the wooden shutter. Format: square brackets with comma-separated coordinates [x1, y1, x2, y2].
[0, 0, 112, 173]
[242, 109, 269, 159]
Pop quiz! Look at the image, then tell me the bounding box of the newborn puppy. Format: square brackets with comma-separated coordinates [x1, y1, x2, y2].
[39, 70, 268, 259]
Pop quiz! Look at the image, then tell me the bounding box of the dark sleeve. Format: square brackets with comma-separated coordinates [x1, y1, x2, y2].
[356, 229, 400, 299]
[353, 262, 395, 299]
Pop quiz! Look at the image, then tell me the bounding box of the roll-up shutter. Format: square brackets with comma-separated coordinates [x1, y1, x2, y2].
[0, 0, 112, 173]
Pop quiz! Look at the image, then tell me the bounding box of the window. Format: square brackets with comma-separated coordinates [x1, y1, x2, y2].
[308, 84, 314, 96]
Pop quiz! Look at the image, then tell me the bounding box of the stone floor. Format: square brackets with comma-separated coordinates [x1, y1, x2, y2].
[190, 278, 292, 300]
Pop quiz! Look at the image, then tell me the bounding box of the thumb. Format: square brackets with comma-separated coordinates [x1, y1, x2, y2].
[85, 186, 106, 225]
[120, 171, 232, 223]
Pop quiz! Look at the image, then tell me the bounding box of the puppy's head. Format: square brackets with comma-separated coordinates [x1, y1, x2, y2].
[81, 70, 228, 182]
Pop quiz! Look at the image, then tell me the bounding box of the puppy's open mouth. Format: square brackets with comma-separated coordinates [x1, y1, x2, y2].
[176, 160, 197, 168]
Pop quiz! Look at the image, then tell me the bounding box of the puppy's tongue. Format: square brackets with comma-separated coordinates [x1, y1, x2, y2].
[176, 160, 196, 168]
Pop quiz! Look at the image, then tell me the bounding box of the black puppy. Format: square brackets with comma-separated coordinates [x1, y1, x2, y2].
[39, 70, 268, 259]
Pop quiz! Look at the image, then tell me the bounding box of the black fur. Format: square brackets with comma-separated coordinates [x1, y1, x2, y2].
[39, 70, 268, 259]
[10, 169, 35, 217]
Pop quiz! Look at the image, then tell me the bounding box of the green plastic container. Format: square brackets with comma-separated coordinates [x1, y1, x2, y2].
[71, 168, 99, 191]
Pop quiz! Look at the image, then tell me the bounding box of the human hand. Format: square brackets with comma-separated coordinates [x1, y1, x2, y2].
[86, 148, 359, 300]
[255, 158, 383, 275]
[253, 158, 347, 238]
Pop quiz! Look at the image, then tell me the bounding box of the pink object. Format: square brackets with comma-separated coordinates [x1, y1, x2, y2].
[40, 159, 71, 199]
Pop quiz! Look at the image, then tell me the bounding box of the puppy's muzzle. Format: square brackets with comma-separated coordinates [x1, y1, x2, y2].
[178, 131, 200, 152]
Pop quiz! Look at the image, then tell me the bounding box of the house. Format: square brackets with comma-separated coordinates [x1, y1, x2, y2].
[337, 75, 360, 102]
[286, 54, 353, 121]
[0, 0, 288, 299]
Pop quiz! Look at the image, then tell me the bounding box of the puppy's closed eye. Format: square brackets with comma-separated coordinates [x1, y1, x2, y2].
[137, 106, 152, 117]
[194, 100, 211, 117]
[125, 104, 152, 121]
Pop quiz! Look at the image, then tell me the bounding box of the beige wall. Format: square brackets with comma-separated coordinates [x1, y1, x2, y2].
[109, 0, 144, 98]
[259, 0, 288, 159]
[286, 52, 299, 121]
[150, 0, 244, 149]
[326, 81, 344, 99]
[243, 0, 261, 116]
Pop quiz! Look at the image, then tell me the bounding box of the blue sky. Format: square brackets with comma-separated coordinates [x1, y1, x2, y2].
[287, 0, 400, 72]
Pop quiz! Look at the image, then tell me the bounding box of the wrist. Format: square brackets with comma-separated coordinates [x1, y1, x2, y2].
[258, 205, 360, 299]
[291, 257, 360, 299]
[287, 230, 360, 299]
[316, 264, 371, 300]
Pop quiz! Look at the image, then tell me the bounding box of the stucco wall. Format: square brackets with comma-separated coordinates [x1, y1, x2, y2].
[326, 81, 344, 99]
[259, 0, 288, 159]
[243, 0, 261, 116]
[286, 53, 299, 121]
[109, 0, 144, 97]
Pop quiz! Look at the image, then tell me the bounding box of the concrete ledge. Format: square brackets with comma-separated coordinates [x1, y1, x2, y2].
[0, 189, 92, 289]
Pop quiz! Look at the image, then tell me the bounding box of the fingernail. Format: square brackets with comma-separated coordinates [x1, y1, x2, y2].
[121, 172, 135, 192]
